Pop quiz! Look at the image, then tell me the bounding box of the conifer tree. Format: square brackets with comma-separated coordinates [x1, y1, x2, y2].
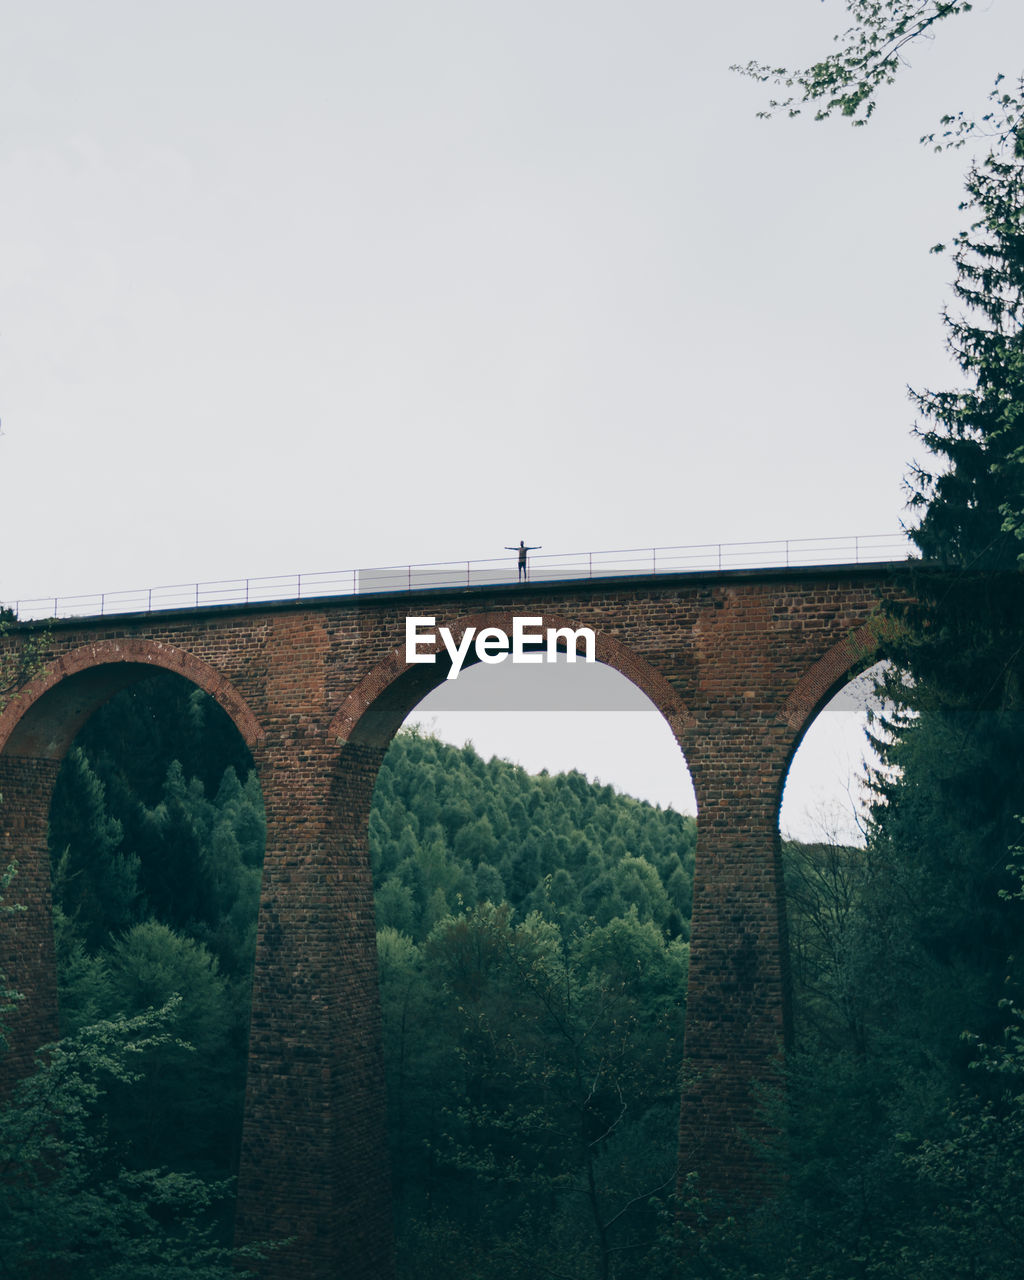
[877, 103, 1024, 747]
[866, 103, 1024, 1073]
[897, 103, 1024, 700]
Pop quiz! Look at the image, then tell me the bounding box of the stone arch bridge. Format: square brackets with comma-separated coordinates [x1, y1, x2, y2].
[0, 563, 909, 1278]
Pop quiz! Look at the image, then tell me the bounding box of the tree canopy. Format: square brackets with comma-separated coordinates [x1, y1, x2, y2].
[735, 1, 979, 127]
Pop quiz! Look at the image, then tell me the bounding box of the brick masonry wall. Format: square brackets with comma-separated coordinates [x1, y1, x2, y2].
[0, 755, 61, 1088]
[0, 565, 911, 1271]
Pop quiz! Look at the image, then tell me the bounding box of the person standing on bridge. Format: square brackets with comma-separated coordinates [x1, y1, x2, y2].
[506, 540, 541, 581]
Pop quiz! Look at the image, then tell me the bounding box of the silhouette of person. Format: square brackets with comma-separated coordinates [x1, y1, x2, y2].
[506, 540, 541, 580]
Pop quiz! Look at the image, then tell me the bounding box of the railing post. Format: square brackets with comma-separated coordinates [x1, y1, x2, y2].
[297, 573, 302, 600]
[466, 561, 470, 588]
[100, 594, 105, 616]
[353, 569, 357, 595]
[195, 583, 199, 608]
[855, 536, 860, 563]
[652, 547, 656, 574]
[589, 552, 593, 578]
[148, 588, 152, 612]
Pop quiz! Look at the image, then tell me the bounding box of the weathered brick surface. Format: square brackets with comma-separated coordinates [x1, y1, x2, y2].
[0, 755, 61, 1085]
[235, 739, 392, 1277]
[0, 564, 911, 1268]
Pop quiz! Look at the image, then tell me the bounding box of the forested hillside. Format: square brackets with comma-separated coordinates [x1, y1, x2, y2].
[370, 726, 694, 941]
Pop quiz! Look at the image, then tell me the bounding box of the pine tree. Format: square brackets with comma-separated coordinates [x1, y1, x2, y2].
[867, 110, 1024, 1078]
[894, 104, 1024, 697]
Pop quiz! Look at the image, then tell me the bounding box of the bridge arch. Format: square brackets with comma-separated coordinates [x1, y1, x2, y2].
[311, 610, 699, 1268]
[330, 608, 695, 749]
[0, 638, 264, 760]
[783, 619, 888, 745]
[0, 638, 265, 1106]
[774, 619, 890, 838]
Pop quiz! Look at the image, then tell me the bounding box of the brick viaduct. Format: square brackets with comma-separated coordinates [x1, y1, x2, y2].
[0, 563, 909, 1277]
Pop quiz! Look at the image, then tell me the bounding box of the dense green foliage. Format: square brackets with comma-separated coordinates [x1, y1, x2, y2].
[0, 998, 261, 1279]
[370, 729, 694, 1277]
[381, 904, 688, 1279]
[47, 676, 264, 1178]
[371, 727, 695, 943]
[0, 865, 264, 1278]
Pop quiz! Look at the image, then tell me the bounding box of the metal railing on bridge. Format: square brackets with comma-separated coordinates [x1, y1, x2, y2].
[8, 532, 912, 622]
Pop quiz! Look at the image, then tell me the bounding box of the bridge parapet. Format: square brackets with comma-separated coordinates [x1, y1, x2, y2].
[7, 533, 910, 621]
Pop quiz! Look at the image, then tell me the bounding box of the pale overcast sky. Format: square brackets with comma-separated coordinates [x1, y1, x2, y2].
[2, 1, 1020, 839]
